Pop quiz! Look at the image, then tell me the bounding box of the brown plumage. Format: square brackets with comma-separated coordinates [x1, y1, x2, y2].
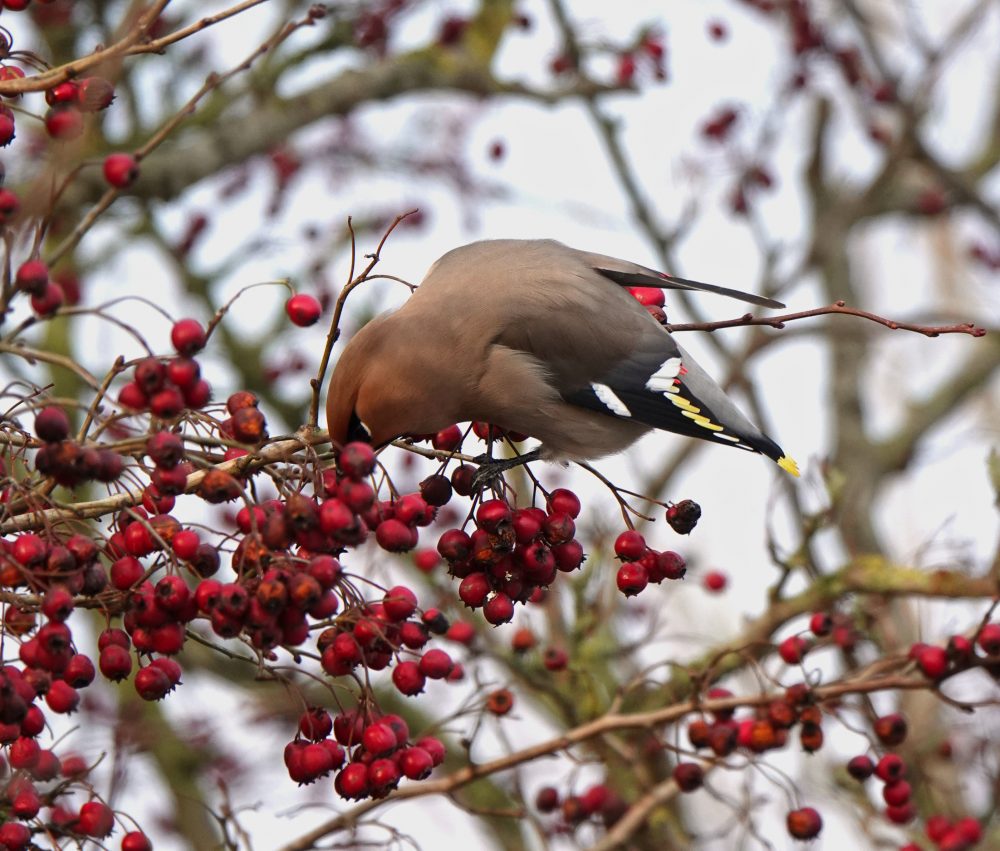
[326, 239, 798, 475]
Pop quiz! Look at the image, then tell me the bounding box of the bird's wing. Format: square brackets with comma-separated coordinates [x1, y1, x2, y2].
[577, 249, 785, 309]
[562, 325, 787, 462]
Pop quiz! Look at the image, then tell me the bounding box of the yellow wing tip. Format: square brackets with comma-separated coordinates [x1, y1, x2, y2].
[778, 455, 800, 478]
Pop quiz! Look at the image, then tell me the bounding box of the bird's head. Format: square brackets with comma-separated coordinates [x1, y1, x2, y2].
[326, 323, 388, 447]
[326, 313, 453, 450]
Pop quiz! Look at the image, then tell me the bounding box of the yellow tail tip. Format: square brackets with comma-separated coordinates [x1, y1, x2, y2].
[778, 455, 800, 477]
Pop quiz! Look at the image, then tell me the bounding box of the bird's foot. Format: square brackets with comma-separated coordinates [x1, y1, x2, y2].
[471, 448, 542, 491]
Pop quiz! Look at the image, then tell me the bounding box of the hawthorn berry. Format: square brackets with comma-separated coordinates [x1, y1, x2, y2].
[666, 499, 701, 534]
[614, 530, 646, 561]
[483, 592, 514, 625]
[121, 832, 153, 851]
[476, 499, 512, 532]
[77, 76, 116, 111]
[339, 441, 376, 479]
[45, 106, 84, 140]
[874, 713, 907, 747]
[616, 562, 648, 596]
[977, 622, 1000, 656]
[914, 644, 948, 679]
[778, 635, 809, 664]
[170, 318, 207, 356]
[786, 806, 822, 839]
[875, 753, 905, 782]
[103, 153, 139, 188]
[30, 283, 65, 316]
[703, 570, 728, 592]
[673, 762, 704, 792]
[335, 763, 370, 799]
[286, 293, 322, 326]
[846, 755, 874, 781]
[77, 800, 114, 837]
[392, 660, 425, 695]
[15, 259, 48, 296]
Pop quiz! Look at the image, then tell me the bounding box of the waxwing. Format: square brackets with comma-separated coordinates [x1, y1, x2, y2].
[326, 239, 798, 476]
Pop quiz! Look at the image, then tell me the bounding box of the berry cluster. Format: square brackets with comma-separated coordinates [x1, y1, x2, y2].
[117, 319, 211, 415]
[533, 782, 627, 836]
[435, 488, 586, 625]
[286, 706, 445, 799]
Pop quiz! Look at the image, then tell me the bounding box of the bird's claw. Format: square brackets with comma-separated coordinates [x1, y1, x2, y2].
[471, 460, 506, 492]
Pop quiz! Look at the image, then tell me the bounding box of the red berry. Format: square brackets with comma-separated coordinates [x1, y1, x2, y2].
[166, 356, 200, 389]
[875, 753, 905, 782]
[418, 648, 453, 679]
[0, 188, 20, 222]
[874, 713, 907, 747]
[121, 832, 153, 851]
[778, 635, 809, 664]
[809, 612, 833, 636]
[398, 746, 434, 780]
[614, 530, 646, 561]
[786, 806, 822, 839]
[45, 106, 84, 140]
[9, 737, 40, 770]
[846, 755, 874, 781]
[476, 498, 512, 532]
[99, 645, 133, 681]
[362, 722, 397, 756]
[150, 386, 185, 419]
[47, 81, 80, 105]
[392, 660, 425, 695]
[708, 20, 728, 41]
[546, 488, 582, 518]
[914, 644, 948, 679]
[35, 405, 70, 442]
[703, 570, 728, 592]
[30, 282, 65, 316]
[134, 665, 173, 700]
[77, 76, 116, 112]
[77, 800, 114, 837]
[885, 802, 915, 824]
[458, 572, 491, 608]
[432, 424, 463, 451]
[0, 111, 15, 146]
[335, 763, 370, 800]
[170, 318, 207, 356]
[0, 822, 30, 850]
[438, 529, 473, 562]
[954, 817, 982, 844]
[977, 622, 1000, 655]
[672, 762, 704, 791]
[882, 780, 911, 807]
[444, 619, 474, 643]
[616, 562, 648, 596]
[535, 786, 560, 812]
[118, 381, 148, 410]
[483, 592, 514, 625]
[627, 286, 665, 306]
[45, 680, 80, 713]
[375, 519, 417, 553]
[286, 293, 322, 326]
[339, 441, 376, 478]
[103, 153, 139, 188]
[15, 259, 48, 295]
[110, 556, 143, 590]
[543, 647, 568, 671]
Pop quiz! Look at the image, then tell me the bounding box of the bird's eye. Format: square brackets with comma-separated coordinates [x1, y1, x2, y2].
[347, 410, 372, 443]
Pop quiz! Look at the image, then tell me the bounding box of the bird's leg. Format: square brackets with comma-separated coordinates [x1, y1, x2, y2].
[471, 447, 543, 490]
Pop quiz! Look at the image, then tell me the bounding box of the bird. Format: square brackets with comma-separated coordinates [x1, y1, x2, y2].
[326, 239, 798, 477]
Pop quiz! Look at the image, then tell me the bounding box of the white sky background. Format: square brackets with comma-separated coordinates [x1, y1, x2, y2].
[7, 0, 1000, 849]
